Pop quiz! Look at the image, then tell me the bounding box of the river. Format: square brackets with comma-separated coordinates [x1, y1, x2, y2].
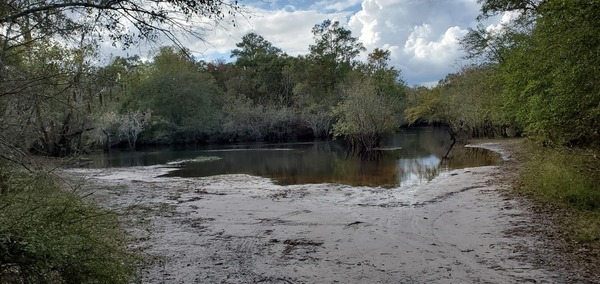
[83, 127, 500, 188]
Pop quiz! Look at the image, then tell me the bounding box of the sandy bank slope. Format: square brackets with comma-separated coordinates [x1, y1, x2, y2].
[69, 142, 562, 283]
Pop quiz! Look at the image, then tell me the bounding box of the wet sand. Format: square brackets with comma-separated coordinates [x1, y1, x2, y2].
[68, 142, 568, 283]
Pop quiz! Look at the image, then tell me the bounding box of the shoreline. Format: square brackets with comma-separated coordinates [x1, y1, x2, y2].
[68, 140, 574, 283]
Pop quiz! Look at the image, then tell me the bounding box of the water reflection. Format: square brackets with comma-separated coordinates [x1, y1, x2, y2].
[83, 127, 501, 187]
[397, 155, 442, 186]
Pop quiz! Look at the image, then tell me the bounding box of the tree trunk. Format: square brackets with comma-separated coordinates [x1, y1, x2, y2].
[443, 127, 457, 160]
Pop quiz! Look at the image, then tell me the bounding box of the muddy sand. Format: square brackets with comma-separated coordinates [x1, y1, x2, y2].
[67, 143, 580, 283]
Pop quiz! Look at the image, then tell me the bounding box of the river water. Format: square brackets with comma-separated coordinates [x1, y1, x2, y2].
[83, 127, 500, 187]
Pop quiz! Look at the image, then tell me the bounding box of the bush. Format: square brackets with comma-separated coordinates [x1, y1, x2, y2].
[520, 148, 600, 211]
[0, 169, 135, 283]
[333, 78, 398, 152]
[518, 145, 600, 241]
[220, 95, 301, 142]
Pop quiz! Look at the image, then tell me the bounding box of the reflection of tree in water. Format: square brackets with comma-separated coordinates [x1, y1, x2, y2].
[383, 127, 454, 159]
[329, 150, 399, 187]
[444, 147, 501, 168]
[397, 155, 442, 186]
[309, 140, 346, 154]
[354, 150, 383, 161]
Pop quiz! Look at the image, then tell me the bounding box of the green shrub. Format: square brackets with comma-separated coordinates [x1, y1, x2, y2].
[0, 170, 136, 283]
[520, 148, 600, 211]
[518, 145, 600, 241]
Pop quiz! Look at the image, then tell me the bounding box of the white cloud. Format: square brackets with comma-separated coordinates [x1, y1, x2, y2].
[398, 25, 468, 85]
[485, 10, 521, 33]
[313, 0, 364, 12]
[185, 7, 351, 57]
[348, 0, 481, 85]
[404, 25, 468, 63]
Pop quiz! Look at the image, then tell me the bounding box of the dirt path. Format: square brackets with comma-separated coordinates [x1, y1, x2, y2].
[68, 142, 574, 283]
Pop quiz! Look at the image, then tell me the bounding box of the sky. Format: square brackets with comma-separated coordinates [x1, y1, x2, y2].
[100, 0, 502, 86]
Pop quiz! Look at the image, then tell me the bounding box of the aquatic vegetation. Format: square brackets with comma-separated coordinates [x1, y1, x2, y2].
[167, 156, 222, 165]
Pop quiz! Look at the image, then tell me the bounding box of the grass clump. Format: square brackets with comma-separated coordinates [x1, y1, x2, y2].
[193, 156, 221, 163]
[518, 145, 600, 242]
[167, 155, 221, 165]
[0, 168, 136, 283]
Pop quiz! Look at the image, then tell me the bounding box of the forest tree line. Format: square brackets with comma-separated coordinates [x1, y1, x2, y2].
[1, 19, 406, 157]
[2, 0, 597, 160]
[407, 0, 599, 148]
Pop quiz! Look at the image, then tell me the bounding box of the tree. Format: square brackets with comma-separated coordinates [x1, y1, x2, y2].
[306, 19, 366, 94]
[285, 55, 336, 138]
[285, 20, 366, 138]
[462, 0, 542, 64]
[462, 0, 600, 147]
[229, 32, 291, 105]
[125, 46, 222, 143]
[0, 0, 242, 158]
[498, 0, 600, 146]
[309, 20, 365, 66]
[231, 33, 283, 65]
[476, 0, 543, 20]
[404, 66, 510, 152]
[0, 2, 241, 282]
[118, 109, 151, 150]
[93, 55, 143, 107]
[362, 48, 406, 123]
[0, 0, 241, 53]
[220, 95, 299, 142]
[0, 40, 99, 157]
[91, 110, 119, 151]
[333, 78, 397, 153]
[461, 25, 523, 63]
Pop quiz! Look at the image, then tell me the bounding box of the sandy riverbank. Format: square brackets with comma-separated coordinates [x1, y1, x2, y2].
[67, 142, 572, 283]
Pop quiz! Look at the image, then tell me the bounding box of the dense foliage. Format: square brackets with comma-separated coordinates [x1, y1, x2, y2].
[500, 0, 600, 147]
[0, 1, 241, 283]
[0, 0, 240, 48]
[405, 66, 513, 142]
[2, 1, 596, 151]
[0, 170, 136, 283]
[1, 19, 407, 153]
[406, 0, 599, 148]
